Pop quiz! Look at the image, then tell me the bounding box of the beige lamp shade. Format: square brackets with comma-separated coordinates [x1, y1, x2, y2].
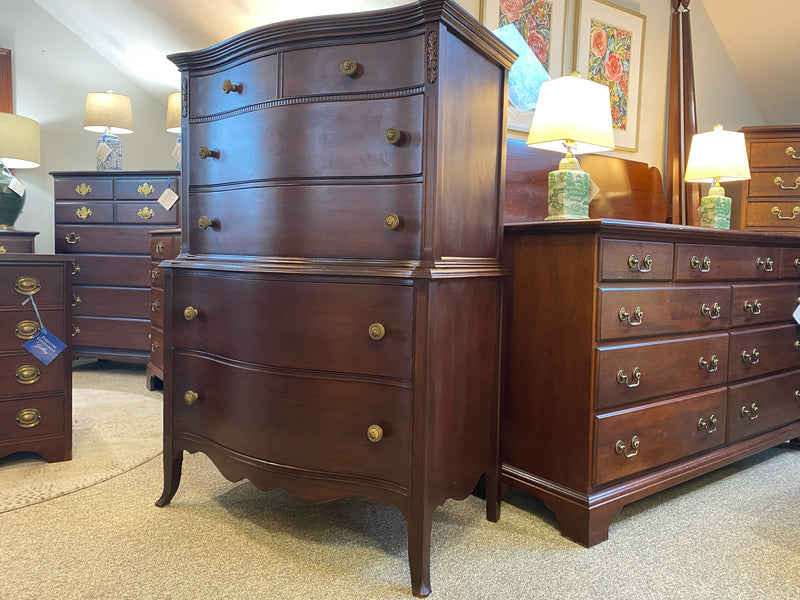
[527, 74, 615, 155]
[166, 92, 181, 133]
[0, 112, 41, 169]
[684, 124, 751, 183]
[82, 92, 133, 134]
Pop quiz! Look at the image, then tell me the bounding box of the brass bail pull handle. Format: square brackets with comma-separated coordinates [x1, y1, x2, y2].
[740, 402, 759, 421]
[700, 302, 722, 319]
[698, 355, 719, 372]
[774, 176, 800, 190]
[618, 306, 643, 327]
[627, 254, 653, 273]
[741, 348, 760, 364]
[755, 257, 774, 271]
[697, 414, 718, 434]
[743, 299, 762, 314]
[690, 255, 711, 273]
[616, 367, 641, 388]
[786, 146, 800, 159]
[771, 206, 800, 219]
[615, 435, 640, 458]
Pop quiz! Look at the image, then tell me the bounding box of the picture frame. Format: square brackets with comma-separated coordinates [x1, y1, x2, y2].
[574, 0, 645, 152]
[482, 0, 568, 134]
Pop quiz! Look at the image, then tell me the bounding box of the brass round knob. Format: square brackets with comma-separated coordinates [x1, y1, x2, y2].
[368, 322, 385, 340]
[198, 215, 214, 230]
[221, 79, 241, 94]
[184, 306, 198, 321]
[16, 408, 42, 428]
[383, 213, 400, 230]
[367, 424, 383, 443]
[385, 127, 401, 145]
[184, 390, 199, 405]
[198, 145, 219, 159]
[340, 58, 358, 76]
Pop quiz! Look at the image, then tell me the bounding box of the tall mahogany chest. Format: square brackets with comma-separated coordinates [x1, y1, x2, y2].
[155, 1, 514, 596]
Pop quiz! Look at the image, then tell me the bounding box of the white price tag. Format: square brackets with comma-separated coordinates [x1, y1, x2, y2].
[588, 177, 601, 200]
[158, 187, 179, 211]
[793, 302, 800, 325]
[96, 142, 112, 162]
[171, 141, 182, 164]
[8, 177, 25, 197]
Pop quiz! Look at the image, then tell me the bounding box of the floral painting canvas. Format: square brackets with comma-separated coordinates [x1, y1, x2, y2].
[499, 0, 555, 72]
[587, 19, 632, 131]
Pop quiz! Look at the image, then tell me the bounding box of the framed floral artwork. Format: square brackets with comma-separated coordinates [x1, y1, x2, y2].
[575, 0, 645, 152]
[482, 0, 567, 134]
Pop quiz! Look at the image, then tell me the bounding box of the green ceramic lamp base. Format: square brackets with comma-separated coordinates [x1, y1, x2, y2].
[698, 188, 731, 229]
[545, 166, 591, 220]
[0, 169, 25, 229]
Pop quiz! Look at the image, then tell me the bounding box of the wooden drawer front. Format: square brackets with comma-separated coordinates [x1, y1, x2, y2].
[0, 394, 65, 441]
[150, 262, 164, 287]
[727, 369, 800, 442]
[728, 323, 800, 381]
[189, 54, 279, 117]
[595, 333, 729, 410]
[282, 36, 425, 97]
[70, 254, 151, 287]
[594, 388, 727, 486]
[72, 316, 150, 351]
[55, 201, 114, 224]
[189, 95, 423, 186]
[150, 328, 163, 370]
[745, 201, 800, 229]
[749, 139, 800, 168]
[115, 177, 178, 200]
[150, 287, 164, 329]
[72, 286, 150, 319]
[730, 282, 800, 327]
[0, 237, 34, 253]
[0, 265, 64, 306]
[171, 353, 411, 488]
[780, 247, 800, 278]
[171, 273, 413, 379]
[151, 234, 181, 260]
[747, 172, 800, 198]
[0, 354, 66, 394]
[598, 286, 731, 341]
[675, 244, 781, 280]
[0, 309, 65, 351]
[116, 202, 179, 226]
[53, 178, 113, 200]
[599, 239, 674, 281]
[55, 225, 150, 255]
[189, 183, 422, 259]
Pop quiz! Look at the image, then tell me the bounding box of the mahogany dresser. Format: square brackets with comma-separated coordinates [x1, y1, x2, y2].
[502, 219, 800, 546]
[735, 125, 800, 231]
[145, 227, 180, 390]
[0, 254, 73, 462]
[0, 230, 38, 254]
[51, 171, 180, 362]
[155, 1, 513, 596]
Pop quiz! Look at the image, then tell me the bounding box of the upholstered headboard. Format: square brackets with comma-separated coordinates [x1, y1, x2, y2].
[504, 138, 669, 224]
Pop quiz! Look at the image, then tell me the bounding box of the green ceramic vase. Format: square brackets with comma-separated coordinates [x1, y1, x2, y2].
[0, 168, 25, 228]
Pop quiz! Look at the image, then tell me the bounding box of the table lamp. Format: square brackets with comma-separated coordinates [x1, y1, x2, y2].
[82, 91, 133, 170]
[0, 112, 41, 229]
[526, 73, 615, 220]
[684, 124, 751, 229]
[166, 92, 182, 168]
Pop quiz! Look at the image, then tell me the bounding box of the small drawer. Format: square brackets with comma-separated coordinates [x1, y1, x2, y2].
[172, 353, 411, 489]
[171, 272, 413, 380]
[0, 308, 66, 352]
[70, 254, 152, 287]
[150, 287, 164, 329]
[55, 225, 150, 255]
[150, 262, 164, 287]
[115, 177, 179, 200]
[727, 369, 800, 442]
[598, 286, 731, 341]
[748, 140, 800, 169]
[150, 231, 181, 259]
[71, 316, 150, 352]
[747, 172, 800, 198]
[189, 94, 423, 186]
[730, 282, 800, 327]
[0, 394, 65, 441]
[728, 323, 800, 382]
[745, 201, 800, 228]
[675, 244, 781, 280]
[189, 183, 422, 260]
[595, 333, 729, 410]
[55, 201, 114, 224]
[0, 265, 65, 306]
[116, 202, 179, 226]
[72, 285, 151, 320]
[780, 248, 800, 278]
[53, 178, 113, 200]
[189, 54, 279, 117]
[0, 354, 66, 393]
[598, 239, 673, 281]
[0, 236, 34, 253]
[282, 36, 425, 97]
[594, 388, 727, 486]
[149, 328, 164, 370]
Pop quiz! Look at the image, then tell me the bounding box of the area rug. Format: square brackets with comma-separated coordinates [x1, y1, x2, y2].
[0, 388, 162, 513]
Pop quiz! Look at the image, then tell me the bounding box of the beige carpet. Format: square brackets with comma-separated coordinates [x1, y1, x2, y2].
[0, 387, 161, 513]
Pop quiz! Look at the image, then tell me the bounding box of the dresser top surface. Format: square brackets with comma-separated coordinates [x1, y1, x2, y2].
[49, 170, 180, 179]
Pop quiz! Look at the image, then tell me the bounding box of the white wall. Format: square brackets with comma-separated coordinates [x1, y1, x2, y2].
[1, 0, 763, 253]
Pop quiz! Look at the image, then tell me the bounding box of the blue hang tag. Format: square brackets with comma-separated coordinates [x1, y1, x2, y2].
[23, 327, 67, 366]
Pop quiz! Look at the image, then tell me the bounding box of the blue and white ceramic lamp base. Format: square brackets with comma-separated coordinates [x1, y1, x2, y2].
[96, 135, 123, 170]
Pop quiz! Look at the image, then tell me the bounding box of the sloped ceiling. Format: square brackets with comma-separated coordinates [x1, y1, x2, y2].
[33, 0, 799, 125]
